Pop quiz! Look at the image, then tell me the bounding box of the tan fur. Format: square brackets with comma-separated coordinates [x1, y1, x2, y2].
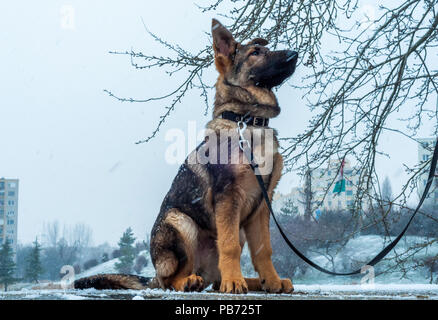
[162, 209, 201, 290]
[155, 250, 178, 278]
[152, 220, 179, 279]
[244, 277, 262, 291]
[243, 153, 293, 293]
[171, 274, 205, 292]
[215, 198, 248, 293]
[212, 76, 280, 119]
[165, 210, 199, 251]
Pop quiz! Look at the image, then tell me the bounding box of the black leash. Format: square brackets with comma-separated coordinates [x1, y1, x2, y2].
[244, 137, 438, 276]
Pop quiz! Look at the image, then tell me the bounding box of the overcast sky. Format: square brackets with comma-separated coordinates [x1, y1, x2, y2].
[0, 1, 435, 246]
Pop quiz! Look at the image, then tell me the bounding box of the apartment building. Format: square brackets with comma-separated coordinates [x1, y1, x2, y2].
[0, 178, 19, 253]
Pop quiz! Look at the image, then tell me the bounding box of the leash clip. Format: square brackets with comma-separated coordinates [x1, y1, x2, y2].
[237, 120, 250, 151]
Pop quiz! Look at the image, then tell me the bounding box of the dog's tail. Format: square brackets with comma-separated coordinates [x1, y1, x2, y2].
[74, 274, 160, 290]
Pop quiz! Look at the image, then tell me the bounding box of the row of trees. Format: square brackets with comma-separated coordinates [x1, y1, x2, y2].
[0, 225, 150, 291]
[0, 239, 43, 291]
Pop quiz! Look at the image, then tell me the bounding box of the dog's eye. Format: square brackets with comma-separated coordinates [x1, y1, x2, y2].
[251, 50, 260, 56]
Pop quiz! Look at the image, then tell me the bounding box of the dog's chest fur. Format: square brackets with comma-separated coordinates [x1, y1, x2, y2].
[153, 118, 280, 238]
[206, 119, 279, 223]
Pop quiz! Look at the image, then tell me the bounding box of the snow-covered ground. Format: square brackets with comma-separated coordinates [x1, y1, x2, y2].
[1, 284, 437, 300]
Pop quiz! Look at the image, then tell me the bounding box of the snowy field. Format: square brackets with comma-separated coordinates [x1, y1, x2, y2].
[0, 284, 437, 300]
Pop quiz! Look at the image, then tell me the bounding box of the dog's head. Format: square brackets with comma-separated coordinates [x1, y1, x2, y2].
[212, 19, 298, 90]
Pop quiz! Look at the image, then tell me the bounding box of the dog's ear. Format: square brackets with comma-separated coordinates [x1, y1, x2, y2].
[247, 38, 268, 46]
[212, 19, 237, 74]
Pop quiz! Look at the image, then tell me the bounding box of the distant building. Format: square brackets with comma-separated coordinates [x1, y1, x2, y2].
[0, 178, 19, 253]
[417, 138, 437, 208]
[274, 158, 362, 217]
[310, 159, 360, 212]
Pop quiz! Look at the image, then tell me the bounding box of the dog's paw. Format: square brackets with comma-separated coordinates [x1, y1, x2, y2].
[261, 276, 294, 293]
[172, 274, 205, 292]
[280, 278, 294, 293]
[220, 277, 248, 294]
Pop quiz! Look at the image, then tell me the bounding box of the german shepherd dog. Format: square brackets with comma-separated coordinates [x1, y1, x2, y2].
[75, 19, 298, 294]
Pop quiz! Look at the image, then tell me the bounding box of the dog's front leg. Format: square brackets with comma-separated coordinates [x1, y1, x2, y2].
[244, 153, 293, 293]
[244, 201, 293, 293]
[215, 200, 248, 294]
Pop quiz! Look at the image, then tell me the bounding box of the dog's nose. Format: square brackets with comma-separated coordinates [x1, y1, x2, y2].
[285, 50, 298, 62]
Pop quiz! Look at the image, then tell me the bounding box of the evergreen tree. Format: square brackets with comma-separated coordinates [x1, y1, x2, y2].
[24, 238, 43, 283]
[0, 241, 17, 291]
[280, 198, 299, 216]
[382, 176, 393, 203]
[114, 227, 136, 274]
[298, 168, 316, 222]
